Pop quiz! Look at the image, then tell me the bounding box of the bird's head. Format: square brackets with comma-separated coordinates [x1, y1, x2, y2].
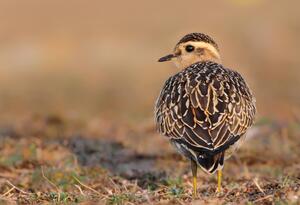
[158, 33, 221, 69]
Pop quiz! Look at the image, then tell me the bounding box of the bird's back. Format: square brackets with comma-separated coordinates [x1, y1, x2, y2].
[155, 61, 256, 173]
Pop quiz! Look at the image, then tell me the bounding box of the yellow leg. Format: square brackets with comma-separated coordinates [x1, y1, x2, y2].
[191, 160, 197, 198]
[217, 169, 222, 193]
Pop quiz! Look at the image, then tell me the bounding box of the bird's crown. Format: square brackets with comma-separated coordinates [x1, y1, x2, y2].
[175, 33, 219, 51]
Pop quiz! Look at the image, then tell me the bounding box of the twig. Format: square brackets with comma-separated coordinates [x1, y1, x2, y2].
[254, 194, 273, 203]
[5, 180, 29, 195]
[109, 177, 121, 193]
[41, 166, 61, 202]
[1, 187, 15, 198]
[74, 185, 85, 196]
[103, 187, 113, 195]
[122, 180, 129, 192]
[72, 175, 102, 196]
[253, 178, 265, 195]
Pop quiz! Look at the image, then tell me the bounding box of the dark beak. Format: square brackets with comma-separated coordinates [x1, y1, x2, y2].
[158, 54, 175, 62]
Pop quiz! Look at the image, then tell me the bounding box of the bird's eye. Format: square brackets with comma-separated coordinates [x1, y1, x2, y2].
[185, 45, 195, 52]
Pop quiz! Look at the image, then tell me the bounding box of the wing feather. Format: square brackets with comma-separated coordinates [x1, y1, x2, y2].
[155, 61, 256, 155]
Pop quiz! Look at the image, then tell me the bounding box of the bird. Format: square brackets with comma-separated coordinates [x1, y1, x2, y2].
[154, 33, 256, 197]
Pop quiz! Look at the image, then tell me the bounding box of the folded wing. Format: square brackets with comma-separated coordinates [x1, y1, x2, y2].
[155, 62, 256, 156]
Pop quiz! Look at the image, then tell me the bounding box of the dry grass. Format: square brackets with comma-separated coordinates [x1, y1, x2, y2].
[0, 114, 299, 204]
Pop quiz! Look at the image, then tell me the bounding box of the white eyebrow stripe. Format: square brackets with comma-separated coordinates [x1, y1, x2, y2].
[181, 42, 220, 60]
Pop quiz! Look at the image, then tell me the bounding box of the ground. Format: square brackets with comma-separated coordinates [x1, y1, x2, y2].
[0, 114, 299, 205]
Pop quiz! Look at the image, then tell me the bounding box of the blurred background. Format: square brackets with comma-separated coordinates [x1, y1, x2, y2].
[0, 0, 299, 125]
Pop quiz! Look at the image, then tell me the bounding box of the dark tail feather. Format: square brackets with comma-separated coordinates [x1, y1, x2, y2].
[197, 151, 225, 174]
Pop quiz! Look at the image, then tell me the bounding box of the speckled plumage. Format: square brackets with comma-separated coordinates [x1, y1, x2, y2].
[155, 61, 256, 173]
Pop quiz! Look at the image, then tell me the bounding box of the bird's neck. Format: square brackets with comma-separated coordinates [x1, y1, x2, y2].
[175, 56, 221, 70]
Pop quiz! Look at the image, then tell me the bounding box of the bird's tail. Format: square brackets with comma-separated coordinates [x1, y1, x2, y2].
[197, 151, 225, 174]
